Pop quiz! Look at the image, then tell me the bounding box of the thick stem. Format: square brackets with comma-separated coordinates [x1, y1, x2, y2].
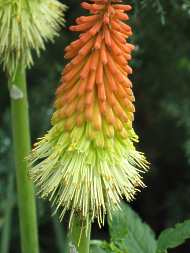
[69, 216, 91, 253]
[10, 64, 39, 253]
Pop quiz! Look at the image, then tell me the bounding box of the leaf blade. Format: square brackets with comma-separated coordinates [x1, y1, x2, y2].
[157, 219, 190, 253]
[108, 202, 157, 253]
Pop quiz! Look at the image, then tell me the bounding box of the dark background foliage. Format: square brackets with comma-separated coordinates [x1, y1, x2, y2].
[0, 0, 190, 252]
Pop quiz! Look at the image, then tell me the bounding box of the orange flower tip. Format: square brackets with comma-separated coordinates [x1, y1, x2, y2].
[110, 85, 117, 92]
[125, 4, 133, 11]
[69, 25, 89, 32]
[103, 61, 108, 66]
[106, 113, 115, 125]
[64, 55, 70, 60]
[64, 45, 71, 52]
[89, 0, 108, 3]
[81, 2, 93, 10]
[115, 12, 129, 20]
[125, 53, 132, 61]
[127, 30, 133, 36]
[128, 80, 133, 88]
[103, 14, 110, 24]
[76, 116, 84, 127]
[125, 88, 133, 96]
[86, 87, 93, 92]
[128, 112, 134, 121]
[80, 33, 91, 43]
[126, 101, 135, 112]
[69, 26, 74, 31]
[109, 3, 115, 10]
[93, 120, 102, 131]
[99, 96, 106, 103]
[122, 115, 129, 122]
[126, 66, 133, 74]
[63, 76, 70, 83]
[69, 26, 78, 32]
[85, 93, 93, 105]
[80, 74, 86, 80]
[85, 108, 93, 120]
[55, 86, 64, 96]
[131, 95, 135, 102]
[127, 43, 135, 51]
[115, 121, 123, 131]
[94, 44, 101, 50]
[88, 24, 101, 36]
[99, 102, 106, 114]
[93, 4, 105, 11]
[114, 4, 132, 12]
[75, 17, 81, 24]
[90, 65, 97, 71]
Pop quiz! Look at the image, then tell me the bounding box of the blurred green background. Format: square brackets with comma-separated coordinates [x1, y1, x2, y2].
[0, 0, 190, 252]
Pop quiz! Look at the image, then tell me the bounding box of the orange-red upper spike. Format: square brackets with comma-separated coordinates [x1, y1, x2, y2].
[53, 0, 135, 136]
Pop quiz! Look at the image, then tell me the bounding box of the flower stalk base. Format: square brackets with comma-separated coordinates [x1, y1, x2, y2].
[69, 216, 91, 253]
[10, 65, 39, 253]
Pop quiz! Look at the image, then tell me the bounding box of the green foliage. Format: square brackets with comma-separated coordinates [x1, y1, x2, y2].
[91, 241, 111, 253]
[91, 241, 123, 253]
[91, 203, 190, 253]
[109, 203, 157, 253]
[157, 220, 190, 253]
[182, 0, 190, 15]
[139, 0, 165, 24]
[91, 246, 108, 253]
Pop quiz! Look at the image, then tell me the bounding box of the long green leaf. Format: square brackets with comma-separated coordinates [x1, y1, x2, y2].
[157, 219, 190, 253]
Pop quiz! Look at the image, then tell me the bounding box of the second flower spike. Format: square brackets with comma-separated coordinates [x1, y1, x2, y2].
[0, 0, 67, 74]
[29, 0, 149, 228]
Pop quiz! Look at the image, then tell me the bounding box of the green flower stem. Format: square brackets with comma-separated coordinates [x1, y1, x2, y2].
[69, 216, 91, 253]
[10, 64, 39, 253]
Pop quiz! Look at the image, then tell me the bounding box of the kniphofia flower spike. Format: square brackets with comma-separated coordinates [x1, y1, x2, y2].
[29, 0, 149, 227]
[0, 0, 66, 74]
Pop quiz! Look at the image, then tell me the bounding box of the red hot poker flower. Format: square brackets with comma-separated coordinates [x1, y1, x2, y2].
[29, 0, 149, 228]
[54, 0, 135, 135]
